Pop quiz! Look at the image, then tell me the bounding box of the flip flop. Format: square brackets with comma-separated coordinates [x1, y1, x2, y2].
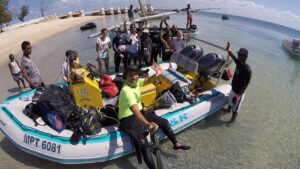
[173, 145, 190, 150]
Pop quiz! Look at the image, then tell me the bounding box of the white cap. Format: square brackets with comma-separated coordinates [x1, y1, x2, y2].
[143, 29, 149, 33]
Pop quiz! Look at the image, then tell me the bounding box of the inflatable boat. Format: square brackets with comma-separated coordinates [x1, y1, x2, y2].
[0, 46, 231, 164]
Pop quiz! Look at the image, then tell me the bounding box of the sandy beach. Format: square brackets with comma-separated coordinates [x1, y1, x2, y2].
[0, 16, 102, 66]
[0, 13, 125, 102]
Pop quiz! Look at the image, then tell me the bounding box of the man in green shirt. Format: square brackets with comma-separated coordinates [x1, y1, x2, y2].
[118, 64, 190, 169]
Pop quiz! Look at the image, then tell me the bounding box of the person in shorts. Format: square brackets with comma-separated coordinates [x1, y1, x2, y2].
[8, 54, 26, 92]
[96, 28, 111, 75]
[226, 46, 252, 123]
[20, 41, 45, 89]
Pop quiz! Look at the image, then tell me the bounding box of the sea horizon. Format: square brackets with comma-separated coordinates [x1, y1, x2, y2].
[4, 10, 300, 34]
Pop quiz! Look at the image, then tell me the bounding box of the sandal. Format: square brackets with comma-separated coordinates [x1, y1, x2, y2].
[173, 145, 190, 150]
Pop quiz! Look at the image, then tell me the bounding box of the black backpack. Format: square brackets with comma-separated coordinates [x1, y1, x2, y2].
[35, 85, 76, 132]
[169, 82, 195, 104]
[99, 105, 119, 126]
[81, 108, 102, 135]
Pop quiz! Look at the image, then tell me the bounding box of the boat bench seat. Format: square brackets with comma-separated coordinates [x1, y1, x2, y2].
[161, 68, 191, 87]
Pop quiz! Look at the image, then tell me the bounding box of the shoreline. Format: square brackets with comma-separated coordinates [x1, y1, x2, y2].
[0, 16, 102, 66]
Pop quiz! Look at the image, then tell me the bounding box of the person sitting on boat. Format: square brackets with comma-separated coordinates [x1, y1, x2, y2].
[96, 28, 111, 75]
[8, 54, 26, 92]
[139, 29, 152, 67]
[172, 30, 186, 53]
[118, 64, 190, 169]
[20, 41, 45, 89]
[226, 45, 252, 123]
[112, 28, 129, 73]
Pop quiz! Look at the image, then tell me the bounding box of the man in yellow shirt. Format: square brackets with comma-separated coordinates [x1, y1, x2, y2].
[118, 64, 190, 169]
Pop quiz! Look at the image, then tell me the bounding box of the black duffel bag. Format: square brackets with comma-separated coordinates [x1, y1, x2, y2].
[35, 85, 76, 132]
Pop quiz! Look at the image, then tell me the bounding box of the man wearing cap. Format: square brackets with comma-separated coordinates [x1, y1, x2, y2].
[226, 46, 252, 123]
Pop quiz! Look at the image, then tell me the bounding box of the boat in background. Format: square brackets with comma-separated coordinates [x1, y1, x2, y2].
[105, 8, 114, 15]
[222, 14, 229, 20]
[222, 1, 229, 20]
[283, 38, 300, 57]
[88, 11, 178, 38]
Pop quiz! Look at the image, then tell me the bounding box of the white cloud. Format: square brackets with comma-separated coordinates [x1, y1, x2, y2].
[187, 0, 300, 30]
[226, 0, 300, 30]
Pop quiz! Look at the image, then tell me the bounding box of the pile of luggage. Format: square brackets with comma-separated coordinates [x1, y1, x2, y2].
[23, 85, 119, 144]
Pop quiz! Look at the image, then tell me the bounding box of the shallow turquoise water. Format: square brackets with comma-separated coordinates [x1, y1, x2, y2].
[0, 13, 300, 169]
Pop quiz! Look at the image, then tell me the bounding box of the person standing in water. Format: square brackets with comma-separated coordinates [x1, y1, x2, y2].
[172, 30, 186, 53]
[112, 28, 129, 73]
[96, 28, 111, 75]
[8, 54, 26, 92]
[226, 44, 252, 123]
[20, 41, 45, 89]
[128, 4, 135, 21]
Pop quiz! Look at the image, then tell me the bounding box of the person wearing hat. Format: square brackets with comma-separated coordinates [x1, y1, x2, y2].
[118, 64, 190, 169]
[112, 27, 129, 73]
[226, 45, 252, 123]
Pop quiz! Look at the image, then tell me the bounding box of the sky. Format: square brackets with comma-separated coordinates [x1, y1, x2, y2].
[7, 0, 300, 31]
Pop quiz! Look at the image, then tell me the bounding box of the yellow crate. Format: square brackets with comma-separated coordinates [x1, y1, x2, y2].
[190, 74, 216, 91]
[68, 68, 104, 109]
[141, 83, 157, 107]
[184, 73, 195, 81]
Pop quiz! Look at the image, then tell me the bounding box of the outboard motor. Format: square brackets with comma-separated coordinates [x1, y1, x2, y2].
[197, 53, 226, 77]
[189, 24, 197, 31]
[179, 45, 204, 60]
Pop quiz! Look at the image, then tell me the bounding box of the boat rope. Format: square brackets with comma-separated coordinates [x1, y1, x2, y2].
[191, 37, 226, 51]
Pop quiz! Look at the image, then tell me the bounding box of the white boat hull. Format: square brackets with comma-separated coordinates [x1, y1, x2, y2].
[283, 39, 300, 57]
[0, 63, 231, 164]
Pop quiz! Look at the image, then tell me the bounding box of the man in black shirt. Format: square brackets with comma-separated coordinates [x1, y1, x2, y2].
[112, 28, 128, 73]
[226, 46, 252, 123]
